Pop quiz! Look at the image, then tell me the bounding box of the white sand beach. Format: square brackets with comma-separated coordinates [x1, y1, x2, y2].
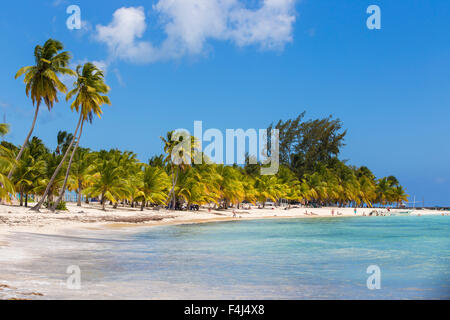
[0, 202, 446, 236]
[0, 203, 447, 300]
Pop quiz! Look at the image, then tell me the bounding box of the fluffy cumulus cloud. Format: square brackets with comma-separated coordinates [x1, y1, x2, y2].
[94, 0, 297, 64]
[96, 7, 156, 63]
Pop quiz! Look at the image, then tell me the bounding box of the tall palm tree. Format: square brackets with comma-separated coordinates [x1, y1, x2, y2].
[161, 131, 198, 210]
[10, 39, 74, 179]
[50, 63, 111, 211]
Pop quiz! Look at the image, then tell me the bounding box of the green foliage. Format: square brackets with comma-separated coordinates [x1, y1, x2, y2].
[0, 123, 10, 137]
[15, 39, 75, 110]
[0, 39, 409, 210]
[44, 200, 67, 211]
[269, 112, 347, 178]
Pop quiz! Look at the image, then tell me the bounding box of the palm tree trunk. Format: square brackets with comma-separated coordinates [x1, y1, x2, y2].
[31, 113, 83, 211]
[25, 194, 28, 207]
[77, 180, 82, 206]
[165, 165, 178, 210]
[51, 120, 84, 212]
[101, 191, 106, 210]
[140, 199, 145, 211]
[19, 190, 23, 206]
[171, 168, 179, 210]
[8, 105, 40, 179]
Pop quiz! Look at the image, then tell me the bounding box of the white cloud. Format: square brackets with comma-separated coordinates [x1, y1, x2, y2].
[95, 7, 157, 63]
[113, 68, 125, 87]
[227, 0, 296, 48]
[94, 1, 297, 64]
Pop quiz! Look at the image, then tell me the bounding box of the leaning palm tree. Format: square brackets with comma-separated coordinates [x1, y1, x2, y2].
[50, 63, 111, 211]
[9, 39, 74, 179]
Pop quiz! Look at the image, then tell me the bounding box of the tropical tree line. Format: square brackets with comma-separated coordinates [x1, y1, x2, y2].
[0, 129, 408, 210]
[0, 38, 408, 211]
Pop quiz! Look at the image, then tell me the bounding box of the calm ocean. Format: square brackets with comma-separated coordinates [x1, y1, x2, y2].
[1, 216, 449, 299]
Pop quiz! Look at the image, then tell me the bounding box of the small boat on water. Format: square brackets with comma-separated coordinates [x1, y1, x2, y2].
[391, 210, 414, 216]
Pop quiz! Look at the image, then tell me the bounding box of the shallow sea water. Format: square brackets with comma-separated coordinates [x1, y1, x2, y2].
[1, 215, 448, 299]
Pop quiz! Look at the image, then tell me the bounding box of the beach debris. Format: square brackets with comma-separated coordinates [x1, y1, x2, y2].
[99, 215, 175, 223]
[0, 284, 17, 290]
[21, 292, 44, 296]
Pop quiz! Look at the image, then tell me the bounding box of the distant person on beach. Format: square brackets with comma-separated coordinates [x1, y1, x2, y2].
[233, 210, 237, 218]
[331, 209, 334, 216]
[354, 208, 357, 215]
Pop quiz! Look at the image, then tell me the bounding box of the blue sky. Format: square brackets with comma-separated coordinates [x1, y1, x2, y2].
[0, 0, 449, 206]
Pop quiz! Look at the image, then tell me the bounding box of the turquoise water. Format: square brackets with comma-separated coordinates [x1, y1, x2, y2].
[3, 216, 449, 299]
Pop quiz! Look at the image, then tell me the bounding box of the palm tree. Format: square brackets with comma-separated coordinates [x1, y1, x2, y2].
[255, 175, 282, 208]
[375, 177, 393, 207]
[30, 119, 84, 211]
[33, 152, 65, 205]
[137, 165, 170, 210]
[215, 165, 244, 209]
[304, 172, 328, 205]
[358, 175, 376, 207]
[83, 158, 129, 210]
[391, 185, 408, 208]
[40, 63, 110, 212]
[0, 145, 15, 202]
[10, 39, 74, 179]
[161, 131, 198, 210]
[55, 131, 74, 155]
[66, 148, 93, 206]
[11, 148, 44, 207]
[0, 123, 10, 137]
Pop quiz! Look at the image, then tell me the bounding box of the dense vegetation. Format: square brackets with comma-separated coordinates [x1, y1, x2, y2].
[0, 39, 408, 211]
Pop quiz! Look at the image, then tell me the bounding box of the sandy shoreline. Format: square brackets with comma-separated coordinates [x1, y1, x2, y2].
[0, 202, 447, 236]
